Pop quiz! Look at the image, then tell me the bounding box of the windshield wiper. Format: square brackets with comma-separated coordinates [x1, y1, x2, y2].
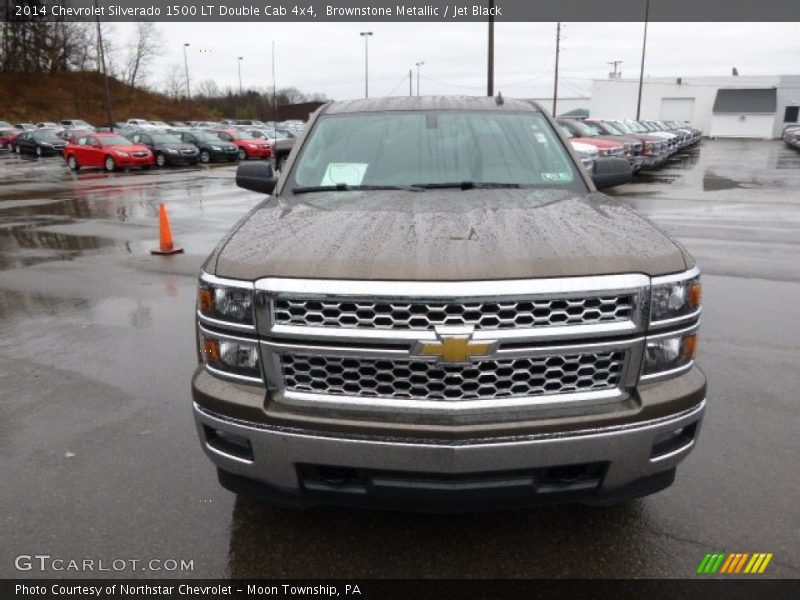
[292, 184, 423, 194]
[411, 181, 521, 190]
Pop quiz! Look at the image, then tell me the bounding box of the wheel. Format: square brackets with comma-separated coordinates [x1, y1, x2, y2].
[104, 156, 116, 172]
[156, 152, 166, 167]
[36, 146, 42, 157]
[67, 155, 79, 171]
[237, 147, 247, 161]
[199, 150, 210, 164]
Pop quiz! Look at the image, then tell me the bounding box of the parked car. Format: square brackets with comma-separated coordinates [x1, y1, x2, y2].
[587, 119, 669, 169]
[557, 124, 626, 159]
[783, 125, 800, 149]
[125, 118, 154, 129]
[10, 130, 66, 156]
[174, 130, 239, 163]
[130, 130, 200, 167]
[35, 122, 61, 130]
[627, 121, 680, 152]
[54, 128, 94, 143]
[192, 96, 705, 510]
[0, 127, 20, 150]
[63, 133, 154, 172]
[15, 123, 36, 131]
[559, 118, 643, 171]
[59, 119, 96, 132]
[210, 129, 272, 160]
[569, 140, 599, 173]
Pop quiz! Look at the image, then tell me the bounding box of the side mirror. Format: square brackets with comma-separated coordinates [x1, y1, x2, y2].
[236, 161, 278, 195]
[591, 157, 633, 190]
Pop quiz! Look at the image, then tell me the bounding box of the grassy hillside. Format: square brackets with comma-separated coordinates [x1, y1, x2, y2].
[0, 71, 209, 125]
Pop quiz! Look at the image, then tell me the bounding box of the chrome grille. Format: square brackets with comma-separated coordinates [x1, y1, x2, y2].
[281, 351, 625, 401]
[273, 295, 634, 331]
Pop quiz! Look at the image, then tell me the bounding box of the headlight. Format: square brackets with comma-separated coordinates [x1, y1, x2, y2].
[247, 143, 258, 149]
[598, 148, 608, 156]
[210, 145, 222, 150]
[116, 151, 129, 157]
[198, 329, 262, 383]
[641, 328, 697, 380]
[650, 269, 702, 325]
[197, 274, 255, 328]
[166, 148, 178, 154]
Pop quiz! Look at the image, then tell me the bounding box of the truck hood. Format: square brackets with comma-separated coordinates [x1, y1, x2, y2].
[213, 188, 688, 281]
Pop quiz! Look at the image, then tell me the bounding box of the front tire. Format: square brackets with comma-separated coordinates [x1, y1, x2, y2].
[238, 147, 248, 161]
[67, 155, 79, 171]
[156, 152, 167, 167]
[104, 156, 116, 172]
[199, 150, 211, 164]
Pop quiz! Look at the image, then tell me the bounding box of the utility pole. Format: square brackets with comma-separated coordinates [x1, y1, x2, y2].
[94, 0, 113, 127]
[636, 0, 650, 120]
[409, 69, 412, 96]
[487, 0, 495, 96]
[183, 43, 191, 99]
[415, 61, 424, 96]
[360, 32, 372, 98]
[552, 22, 561, 117]
[607, 60, 623, 79]
[238, 56, 243, 94]
[272, 41, 278, 139]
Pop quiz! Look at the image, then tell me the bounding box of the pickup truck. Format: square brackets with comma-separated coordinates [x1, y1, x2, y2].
[192, 96, 705, 510]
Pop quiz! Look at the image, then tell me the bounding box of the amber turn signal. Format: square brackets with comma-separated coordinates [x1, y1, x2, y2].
[682, 334, 698, 360]
[688, 282, 702, 307]
[203, 338, 220, 362]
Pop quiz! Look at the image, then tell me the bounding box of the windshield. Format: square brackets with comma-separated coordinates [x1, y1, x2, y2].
[150, 133, 181, 143]
[192, 132, 223, 142]
[33, 131, 61, 142]
[100, 135, 133, 146]
[291, 111, 583, 192]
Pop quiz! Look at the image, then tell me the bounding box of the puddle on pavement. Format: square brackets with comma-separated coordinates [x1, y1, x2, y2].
[702, 172, 744, 192]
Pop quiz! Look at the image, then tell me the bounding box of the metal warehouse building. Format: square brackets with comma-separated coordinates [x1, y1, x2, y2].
[590, 75, 800, 139]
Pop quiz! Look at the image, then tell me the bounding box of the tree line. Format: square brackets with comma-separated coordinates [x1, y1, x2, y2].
[1, 3, 330, 117]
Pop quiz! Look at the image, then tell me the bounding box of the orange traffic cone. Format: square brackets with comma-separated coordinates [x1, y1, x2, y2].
[151, 203, 184, 255]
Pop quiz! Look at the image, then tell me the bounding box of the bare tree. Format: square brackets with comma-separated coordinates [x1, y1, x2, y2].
[196, 79, 220, 99]
[162, 63, 184, 99]
[122, 22, 163, 87]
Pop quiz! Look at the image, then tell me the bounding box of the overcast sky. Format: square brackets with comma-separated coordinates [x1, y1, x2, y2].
[114, 22, 800, 100]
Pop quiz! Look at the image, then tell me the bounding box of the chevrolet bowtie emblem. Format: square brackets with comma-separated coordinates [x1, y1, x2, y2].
[416, 330, 496, 364]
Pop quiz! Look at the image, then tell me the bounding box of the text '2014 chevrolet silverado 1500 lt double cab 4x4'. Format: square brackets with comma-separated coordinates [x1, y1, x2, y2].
[192, 96, 705, 510]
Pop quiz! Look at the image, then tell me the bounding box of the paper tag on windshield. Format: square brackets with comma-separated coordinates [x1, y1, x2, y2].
[321, 163, 368, 186]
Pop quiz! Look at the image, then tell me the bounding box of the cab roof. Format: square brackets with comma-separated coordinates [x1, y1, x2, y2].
[322, 95, 544, 115]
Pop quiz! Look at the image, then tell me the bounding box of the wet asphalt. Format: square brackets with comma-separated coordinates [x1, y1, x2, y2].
[0, 140, 798, 579]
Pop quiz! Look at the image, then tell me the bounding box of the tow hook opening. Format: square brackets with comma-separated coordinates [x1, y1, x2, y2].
[203, 425, 254, 462]
[651, 422, 698, 460]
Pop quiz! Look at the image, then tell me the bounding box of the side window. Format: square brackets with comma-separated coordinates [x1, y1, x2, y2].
[219, 133, 232, 141]
[78, 137, 88, 146]
[785, 106, 799, 123]
[88, 137, 100, 147]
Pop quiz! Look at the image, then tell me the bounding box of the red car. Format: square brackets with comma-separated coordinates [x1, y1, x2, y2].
[211, 129, 272, 160]
[0, 127, 19, 150]
[64, 133, 154, 172]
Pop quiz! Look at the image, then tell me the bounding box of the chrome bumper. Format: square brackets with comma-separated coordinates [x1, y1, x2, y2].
[193, 398, 705, 504]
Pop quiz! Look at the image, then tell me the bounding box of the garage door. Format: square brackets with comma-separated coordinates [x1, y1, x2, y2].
[709, 89, 777, 138]
[661, 98, 695, 122]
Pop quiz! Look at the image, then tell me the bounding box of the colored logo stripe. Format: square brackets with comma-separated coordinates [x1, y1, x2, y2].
[698, 552, 773, 574]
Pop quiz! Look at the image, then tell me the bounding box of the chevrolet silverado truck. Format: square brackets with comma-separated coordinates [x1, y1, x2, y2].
[192, 96, 705, 510]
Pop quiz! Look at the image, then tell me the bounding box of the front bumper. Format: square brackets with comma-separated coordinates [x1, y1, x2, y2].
[192, 383, 706, 509]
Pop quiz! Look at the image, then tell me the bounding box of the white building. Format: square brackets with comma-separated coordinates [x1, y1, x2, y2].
[590, 75, 800, 139]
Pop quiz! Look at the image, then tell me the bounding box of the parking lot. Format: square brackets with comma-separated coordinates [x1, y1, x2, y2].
[0, 139, 798, 578]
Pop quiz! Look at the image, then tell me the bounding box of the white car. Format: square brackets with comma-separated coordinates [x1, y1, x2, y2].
[569, 140, 599, 173]
[126, 118, 156, 129]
